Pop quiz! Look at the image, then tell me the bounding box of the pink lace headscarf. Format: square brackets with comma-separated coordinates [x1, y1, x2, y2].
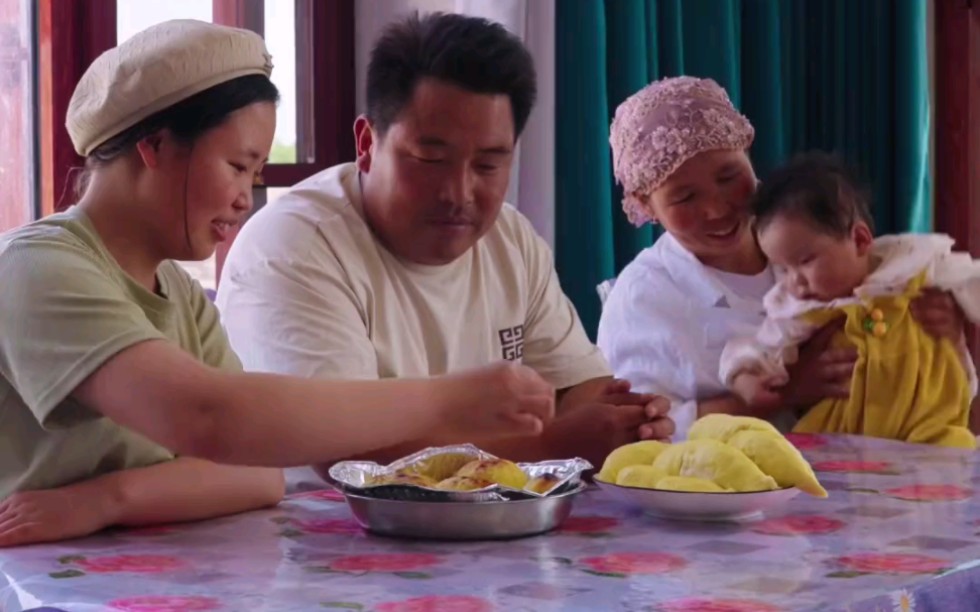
[609, 76, 755, 226]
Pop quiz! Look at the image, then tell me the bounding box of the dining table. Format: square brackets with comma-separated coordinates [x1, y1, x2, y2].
[2, 433, 979, 612]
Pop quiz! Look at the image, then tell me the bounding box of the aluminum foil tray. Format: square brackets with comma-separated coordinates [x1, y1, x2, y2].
[329, 444, 592, 503]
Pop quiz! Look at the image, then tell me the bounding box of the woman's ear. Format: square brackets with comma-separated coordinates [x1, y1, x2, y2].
[629, 192, 658, 224]
[853, 221, 874, 255]
[135, 133, 165, 169]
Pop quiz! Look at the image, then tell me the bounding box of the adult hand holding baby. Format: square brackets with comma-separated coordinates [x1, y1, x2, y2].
[781, 318, 856, 410]
[910, 288, 965, 342]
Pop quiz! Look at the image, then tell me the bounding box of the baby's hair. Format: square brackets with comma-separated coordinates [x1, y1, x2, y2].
[753, 151, 875, 237]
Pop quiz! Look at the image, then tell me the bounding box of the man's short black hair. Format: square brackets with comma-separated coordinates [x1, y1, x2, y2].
[365, 11, 537, 139]
[754, 151, 875, 237]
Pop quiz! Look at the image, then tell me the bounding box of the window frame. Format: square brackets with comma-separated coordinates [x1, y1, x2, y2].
[212, 0, 355, 186]
[0, 0, 39, 231]
[37, 0, 355, 216]
[37, 0, 116, 216]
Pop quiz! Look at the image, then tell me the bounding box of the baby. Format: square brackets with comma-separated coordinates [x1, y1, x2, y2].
[720, 152, 979, 448]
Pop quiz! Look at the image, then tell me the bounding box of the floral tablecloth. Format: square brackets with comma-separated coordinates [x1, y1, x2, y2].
[2, 434, 980, 612]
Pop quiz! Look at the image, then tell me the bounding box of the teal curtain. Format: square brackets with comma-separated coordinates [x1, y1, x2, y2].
[555, 0, 931, 339]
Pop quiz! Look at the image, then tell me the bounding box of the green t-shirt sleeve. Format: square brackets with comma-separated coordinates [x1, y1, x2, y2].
[184, 269, 243, 373]
[0, 239, 167, 428]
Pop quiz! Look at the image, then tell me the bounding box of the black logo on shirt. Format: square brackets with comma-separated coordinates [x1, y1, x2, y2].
[499, 325, 525, 361]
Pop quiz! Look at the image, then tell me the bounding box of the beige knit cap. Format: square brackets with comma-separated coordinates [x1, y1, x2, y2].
[67, 19, 273, 156]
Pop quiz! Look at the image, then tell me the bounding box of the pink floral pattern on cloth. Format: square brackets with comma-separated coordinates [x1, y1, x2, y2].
[784, 433, 829, 450]
[751, 515, 846, 536]
[108, 595, 221, 611]
[884, 484, 973, 502]
[75, 555, 187, 574]
[579, 552, 687, 576]
[556, 515, 620, 534]
[810, 460, 897, 474]
[655, 598, 782, 612]
[834, 553, 949, 575]
[374, 595, 494, 612]
[608, 76, 755, 225]
[328, 553, 442, 574]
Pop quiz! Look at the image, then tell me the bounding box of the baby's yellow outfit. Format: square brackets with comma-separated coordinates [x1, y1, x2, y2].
[720, 234, 980, 449]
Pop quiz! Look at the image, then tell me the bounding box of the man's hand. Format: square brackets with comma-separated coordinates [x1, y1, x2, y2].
[545, 379, 674, 467]
[597, 379, 674, 441]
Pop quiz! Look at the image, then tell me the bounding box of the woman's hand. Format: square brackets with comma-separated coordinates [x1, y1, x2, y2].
[443, 362, 556, 437]
[0, 459, 285, 548]
[780, 318, 856, 410]
[911, 288, 965, 342]
[0, 486, 116, 547]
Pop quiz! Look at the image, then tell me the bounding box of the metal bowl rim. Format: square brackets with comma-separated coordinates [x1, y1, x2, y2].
[342, 482, 588, 506]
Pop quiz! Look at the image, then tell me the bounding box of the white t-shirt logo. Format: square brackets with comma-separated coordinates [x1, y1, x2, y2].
[498, 325, 525, 361]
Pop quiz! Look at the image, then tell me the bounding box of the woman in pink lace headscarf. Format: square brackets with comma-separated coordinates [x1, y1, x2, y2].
[596, 76, 962, 439]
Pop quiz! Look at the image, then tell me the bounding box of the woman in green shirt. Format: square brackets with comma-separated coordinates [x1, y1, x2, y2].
[0, 19, 554, 547]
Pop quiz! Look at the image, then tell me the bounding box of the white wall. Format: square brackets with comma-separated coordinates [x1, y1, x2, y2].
[354, 0, 455, 116]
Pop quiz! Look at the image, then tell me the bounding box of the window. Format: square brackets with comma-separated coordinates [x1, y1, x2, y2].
[0, 0, 35, 232]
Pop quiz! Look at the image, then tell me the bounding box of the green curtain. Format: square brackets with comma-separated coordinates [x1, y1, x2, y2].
[555, 0, 931, 339]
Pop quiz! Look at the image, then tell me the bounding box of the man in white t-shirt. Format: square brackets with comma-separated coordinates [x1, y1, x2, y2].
[216, 12, 674, 475]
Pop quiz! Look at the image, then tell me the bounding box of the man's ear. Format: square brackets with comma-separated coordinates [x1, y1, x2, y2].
[353, 115, 376, 174]
[135, 133, 165, 169]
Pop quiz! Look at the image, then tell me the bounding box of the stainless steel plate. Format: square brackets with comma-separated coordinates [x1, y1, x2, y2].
[344, 482, 587, 540]
[595, 479, 802, 522]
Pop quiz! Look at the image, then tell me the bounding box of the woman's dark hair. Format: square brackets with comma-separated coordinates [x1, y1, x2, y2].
[366, 11, 537, 140]
[73, 74, 279, 199]
[753, 151, 875, 237]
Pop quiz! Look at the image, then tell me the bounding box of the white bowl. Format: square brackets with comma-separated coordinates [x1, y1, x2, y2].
[595, 479, 801, 522]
